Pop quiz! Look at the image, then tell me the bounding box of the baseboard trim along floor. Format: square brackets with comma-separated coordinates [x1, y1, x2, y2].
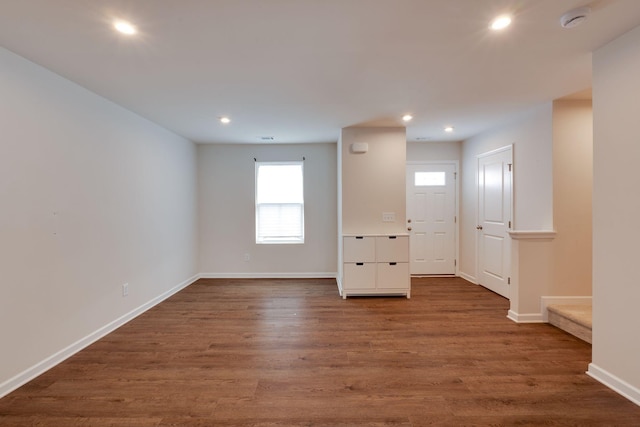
[0, 274, 200, 399]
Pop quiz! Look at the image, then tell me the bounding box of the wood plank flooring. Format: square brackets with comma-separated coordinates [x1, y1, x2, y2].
[1, 277, 639, 426]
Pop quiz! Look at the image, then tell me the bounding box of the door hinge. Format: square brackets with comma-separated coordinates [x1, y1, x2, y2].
[454, 216, 457, 223]
[454, 259, 457, 267]
[508, 163, 512, 172]
[508, 277, 511, 285]
[454, 172, 457, 179]
[508, 220, 511, 228]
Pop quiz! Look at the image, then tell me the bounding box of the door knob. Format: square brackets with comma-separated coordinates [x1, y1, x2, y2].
[407, 219, 412, 223]
[476, 225, 483, 230]
[407, 227, 412, 231]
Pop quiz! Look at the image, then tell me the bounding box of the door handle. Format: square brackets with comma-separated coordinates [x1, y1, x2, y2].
[407, 219, 412, 223]
[476, 225, 483, 230]
[407, 227, 412, 231]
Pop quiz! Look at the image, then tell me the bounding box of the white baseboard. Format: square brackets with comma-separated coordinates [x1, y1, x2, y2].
[336, 276, 343, 296]
[458, 272, 478, 284]
[540, 296, 592, 321]
[411, 274, 457, 278]
[587, 363, 640, 406]
[508, 296, 592, 324]
[199, 272, 337, 279]
[507, 310, 544, 323]
[0, 274, 200, 399]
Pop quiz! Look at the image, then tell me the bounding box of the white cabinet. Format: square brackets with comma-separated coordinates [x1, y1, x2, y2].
[341, 235, 410, 299]
[343, 263, 376, 289]
[375, 236, 409, 262]
[343, 236, 375, 262]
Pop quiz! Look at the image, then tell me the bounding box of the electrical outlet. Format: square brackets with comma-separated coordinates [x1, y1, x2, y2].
[122, 283, 129, 297]
[243, 253, 250, 262]
[382, 212, 396, 222]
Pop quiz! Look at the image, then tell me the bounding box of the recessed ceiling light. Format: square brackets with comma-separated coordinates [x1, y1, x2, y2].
[113, 20, 137, 35]
[219, 117, 231, 124]
[402, 114, 413, 122]
[490, 15, 512, 31]
[444, 126, 454, 133]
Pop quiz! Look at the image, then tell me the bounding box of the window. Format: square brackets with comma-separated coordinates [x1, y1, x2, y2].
[415, 171, 445, 186]
[255, 162, 304, 244]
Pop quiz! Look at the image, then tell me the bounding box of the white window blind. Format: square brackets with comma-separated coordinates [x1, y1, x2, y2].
[255, 162, 304, 244]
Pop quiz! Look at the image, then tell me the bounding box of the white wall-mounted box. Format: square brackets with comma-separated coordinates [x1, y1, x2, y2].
[350, 142, 369, 153]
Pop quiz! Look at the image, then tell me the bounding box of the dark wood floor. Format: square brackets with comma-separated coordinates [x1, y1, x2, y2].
[1, 277, 639, 426]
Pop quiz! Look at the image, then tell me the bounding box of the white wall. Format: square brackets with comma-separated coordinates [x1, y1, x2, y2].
[406, 140, 461, 162]
[552, 99, 592, 297]
[460, 104, 554, 282]
[198, 143, 337, 276]
[340, 127, 407, 235]
[505, 99, 593, 320]
[0, 48, 198, 395]
[589, 25, 640, 404]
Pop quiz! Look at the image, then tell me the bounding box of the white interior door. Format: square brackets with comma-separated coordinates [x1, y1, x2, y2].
[477, 147, 512, 298]
[406, 163, 456, 275]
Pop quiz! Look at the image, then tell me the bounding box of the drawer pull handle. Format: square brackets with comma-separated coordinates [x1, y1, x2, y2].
[355, 236, 364, 239]
[356, 262, 364, 266]
[389, 262, 397, 266]
[389, 236, 397, 239]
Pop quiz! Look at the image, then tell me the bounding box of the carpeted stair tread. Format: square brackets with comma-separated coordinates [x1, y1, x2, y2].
[547, 304, 592, 344]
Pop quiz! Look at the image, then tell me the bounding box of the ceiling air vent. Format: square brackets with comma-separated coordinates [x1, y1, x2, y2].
[560, 7, 591, 29]
[260, 136, 275, 141]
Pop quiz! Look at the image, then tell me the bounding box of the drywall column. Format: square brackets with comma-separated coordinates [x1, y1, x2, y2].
[589, 25, 640, 405]
[340, 127, 407, 235]
[337, 127, 407, 288]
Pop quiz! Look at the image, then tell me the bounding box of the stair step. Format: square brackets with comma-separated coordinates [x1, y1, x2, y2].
[547, 304, 592, 344]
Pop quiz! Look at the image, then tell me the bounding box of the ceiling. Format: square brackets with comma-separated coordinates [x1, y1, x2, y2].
[1, 0, 640, 144]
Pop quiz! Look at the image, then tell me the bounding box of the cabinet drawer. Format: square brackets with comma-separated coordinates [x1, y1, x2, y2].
[376, 262, 410, 289]
[376, 236, 409, 262]
[343, 236, 376, 262]
[343, 263, 376, 289]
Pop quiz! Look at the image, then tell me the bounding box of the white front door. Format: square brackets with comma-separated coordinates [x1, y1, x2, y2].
[477, 147, 512, 298]
[406, 163, 457, 275]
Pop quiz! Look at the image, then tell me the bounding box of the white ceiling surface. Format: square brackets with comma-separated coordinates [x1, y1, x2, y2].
[1, 1, 640, 144]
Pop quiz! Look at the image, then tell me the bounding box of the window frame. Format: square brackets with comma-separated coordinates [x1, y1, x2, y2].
[255, 161, 305, 244]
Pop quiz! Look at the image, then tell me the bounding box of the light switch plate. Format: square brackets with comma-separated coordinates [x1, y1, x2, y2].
[382, 212, 395, 222]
